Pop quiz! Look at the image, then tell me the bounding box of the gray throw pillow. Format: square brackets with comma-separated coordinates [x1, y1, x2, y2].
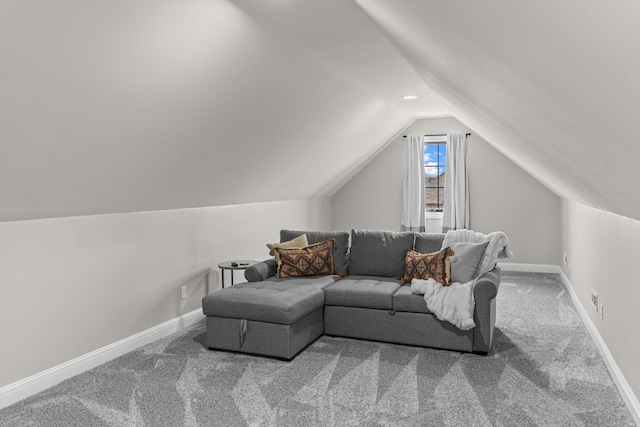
[449, 241, 490, 283]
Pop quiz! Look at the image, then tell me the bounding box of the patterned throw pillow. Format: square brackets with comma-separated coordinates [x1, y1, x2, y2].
[267, 234, 309, 267]
[275, 238, 337, 278]
[403, 247, 454, 285]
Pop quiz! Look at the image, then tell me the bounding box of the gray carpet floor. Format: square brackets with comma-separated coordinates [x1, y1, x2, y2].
[1, 272, 637, 426]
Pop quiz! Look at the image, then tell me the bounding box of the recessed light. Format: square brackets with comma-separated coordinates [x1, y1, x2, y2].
[402, 95, 418, 100]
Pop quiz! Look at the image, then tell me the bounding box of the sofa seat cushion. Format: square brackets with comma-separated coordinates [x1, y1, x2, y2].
[264, 275, 340, 289]
[323, 276, 402, 310]
[392, 285, 432, 314]
[202, 281, 324, 324]
[349, 230, 414, 277]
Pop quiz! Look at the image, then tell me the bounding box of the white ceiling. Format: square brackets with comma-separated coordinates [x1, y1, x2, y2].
[234, 0, 451, 119]
[0, 0, 411, 221]
[3, 0, 640, 222]
[235, 0, 640, 221]
[353, 0, 640, 220]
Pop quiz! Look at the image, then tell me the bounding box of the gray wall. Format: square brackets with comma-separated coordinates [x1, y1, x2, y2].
[332, 117, 562, 265]
[562, 201, 640, 402]
[0, 198, 331, 388]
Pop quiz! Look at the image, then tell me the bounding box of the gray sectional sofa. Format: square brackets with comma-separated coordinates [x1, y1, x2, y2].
[202, 229, 501, 360]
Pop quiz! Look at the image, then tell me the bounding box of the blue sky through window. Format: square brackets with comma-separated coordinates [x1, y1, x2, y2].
[424, 144, 446, 177]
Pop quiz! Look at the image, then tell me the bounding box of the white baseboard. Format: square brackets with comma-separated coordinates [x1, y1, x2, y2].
[499, 262, 640, 425]
[0, 309, 205, 410]
[555, 268, 640, 426]
[497, 262, 560, 273]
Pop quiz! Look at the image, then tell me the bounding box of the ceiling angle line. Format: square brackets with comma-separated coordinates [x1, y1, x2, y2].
[402, 133, 471, 138]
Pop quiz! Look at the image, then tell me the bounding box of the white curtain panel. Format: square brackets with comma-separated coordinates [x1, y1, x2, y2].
[443, 132, 469, 231]
[401, 135, 426, 232]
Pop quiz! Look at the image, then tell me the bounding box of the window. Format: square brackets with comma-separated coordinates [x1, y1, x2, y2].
[424, 137, 446, 211]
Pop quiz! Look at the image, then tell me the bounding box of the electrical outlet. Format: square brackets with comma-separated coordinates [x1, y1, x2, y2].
[180, 285, 187, 300]
[599, 303, 604, 320]
[590, 289, 598, 311]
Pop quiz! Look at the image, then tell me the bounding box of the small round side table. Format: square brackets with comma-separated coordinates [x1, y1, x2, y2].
[218, 260, 259, 288]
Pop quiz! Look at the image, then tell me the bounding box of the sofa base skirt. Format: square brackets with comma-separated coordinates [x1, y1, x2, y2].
[205, 307, 324, 360]
[324, 305, 474, 353]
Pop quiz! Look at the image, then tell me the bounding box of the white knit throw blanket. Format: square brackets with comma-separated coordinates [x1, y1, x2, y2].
[411, 230, 513, 330]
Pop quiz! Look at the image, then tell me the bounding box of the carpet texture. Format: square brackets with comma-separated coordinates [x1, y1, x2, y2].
[1, 272, 636, 426]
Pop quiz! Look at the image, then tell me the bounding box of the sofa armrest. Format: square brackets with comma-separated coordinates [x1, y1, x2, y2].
[472, 266, 502, 353]
[475, 267, 501, 300]
[244, 259, 277, 282]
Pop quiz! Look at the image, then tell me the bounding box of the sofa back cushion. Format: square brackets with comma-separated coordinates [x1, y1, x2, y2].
[413, 233, 446, 253]
[280, 230, 350, 276]
[349, 230, 414, 277]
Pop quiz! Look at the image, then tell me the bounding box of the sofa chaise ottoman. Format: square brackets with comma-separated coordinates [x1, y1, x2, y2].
[201, 276, 338, 359]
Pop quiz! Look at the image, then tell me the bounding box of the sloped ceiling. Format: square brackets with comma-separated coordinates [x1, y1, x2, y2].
[233, 0, 450, 119]
[354, 0, 640, 220]
[0, 0, 414, 222]
[4, 0, 639, 222]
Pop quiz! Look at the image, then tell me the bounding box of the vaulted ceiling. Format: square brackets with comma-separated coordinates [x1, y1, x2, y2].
[354, 0, 640, 221]
[2, 0, 639, 222]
